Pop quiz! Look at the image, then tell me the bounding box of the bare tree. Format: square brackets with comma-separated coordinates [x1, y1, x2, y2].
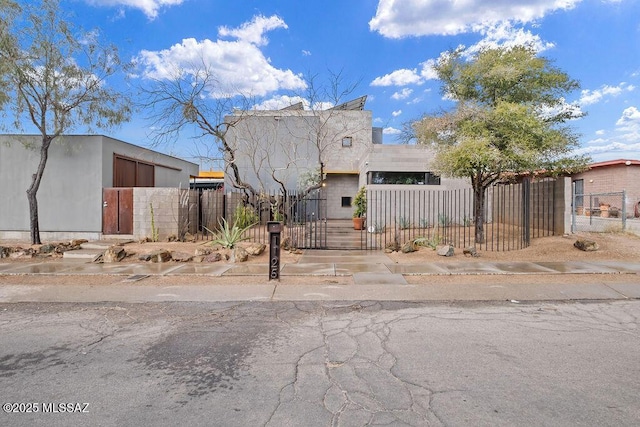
[0, 0, 132, 244]
[141, 65, 365, 200]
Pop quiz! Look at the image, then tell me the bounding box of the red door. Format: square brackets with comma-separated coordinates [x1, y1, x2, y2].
[102, 188, 133, 235]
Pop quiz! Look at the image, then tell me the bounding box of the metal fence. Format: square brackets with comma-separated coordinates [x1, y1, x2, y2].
[572, 191, 627, 233]
[182, 188, 327, 249]
[362, 178, 557, 251]
[179, 178, 558, 251]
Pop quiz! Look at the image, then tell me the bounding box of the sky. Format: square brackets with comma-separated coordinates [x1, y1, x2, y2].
[29, 0, 640, 166]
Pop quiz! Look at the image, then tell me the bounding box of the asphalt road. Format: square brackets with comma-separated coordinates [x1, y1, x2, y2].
[1, 300, 639, 426]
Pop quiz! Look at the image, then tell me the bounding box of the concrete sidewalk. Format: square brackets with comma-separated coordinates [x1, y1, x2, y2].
[1, 250, 640, 303]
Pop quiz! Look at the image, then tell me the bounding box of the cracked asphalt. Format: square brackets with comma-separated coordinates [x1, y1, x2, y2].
[1, 300, 639, 426]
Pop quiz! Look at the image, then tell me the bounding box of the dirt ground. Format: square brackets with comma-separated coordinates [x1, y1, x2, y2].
[2, 231, 640, 265]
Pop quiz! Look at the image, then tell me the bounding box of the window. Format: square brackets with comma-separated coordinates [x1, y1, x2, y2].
[342, 137, 352, 147]
[369, 171, 440, 185]
[341, 197, 352, 207]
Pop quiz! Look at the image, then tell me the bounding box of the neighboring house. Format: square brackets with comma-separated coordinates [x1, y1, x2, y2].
[571, 159, 640, 217]
[225, 97, 470, 220]
[0, 134, 199, 241]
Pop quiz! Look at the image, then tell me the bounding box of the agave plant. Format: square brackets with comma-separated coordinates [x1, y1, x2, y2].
[205, 218, 256, 249]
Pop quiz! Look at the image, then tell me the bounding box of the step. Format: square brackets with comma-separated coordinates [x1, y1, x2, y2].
[63, 249, 103, 262]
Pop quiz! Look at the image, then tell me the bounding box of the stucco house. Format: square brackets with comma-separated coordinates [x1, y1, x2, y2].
[224, 97, 470, 220]
[0, 134, 198, 241]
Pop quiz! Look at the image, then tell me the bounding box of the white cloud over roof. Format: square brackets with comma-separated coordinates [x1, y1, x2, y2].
[136, 15, 306, 97]
[369, 0, 582, 38]
[86, 0, 184, 19]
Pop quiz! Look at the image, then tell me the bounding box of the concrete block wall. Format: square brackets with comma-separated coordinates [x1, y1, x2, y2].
[133, 188, 180, 240]
[324, 175, 359, 219]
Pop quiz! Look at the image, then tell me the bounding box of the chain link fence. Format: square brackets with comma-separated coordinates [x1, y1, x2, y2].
[572, 191, 627, 233]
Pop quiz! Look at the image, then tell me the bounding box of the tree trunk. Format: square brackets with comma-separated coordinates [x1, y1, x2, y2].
[473, 185, 486, 244]
[26, 137, 53, 245]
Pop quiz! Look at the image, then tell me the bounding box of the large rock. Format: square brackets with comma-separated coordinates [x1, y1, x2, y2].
[463, 246, 479, 257]
[149, 249, 172, 263]
[38, 243, 57, 254]
[194, 247, 212, 257]
[203, 253, 222, 263]
[436, 244, 454, 257]
[232, 247, 249, 263]
[574, 239, 599, 252]
[103, 246, 126, 263]
[245, 243, 266, 256]
[171, 251, 193, 262]
[401, 240, 417, 253]
[0, 246, 10, 258]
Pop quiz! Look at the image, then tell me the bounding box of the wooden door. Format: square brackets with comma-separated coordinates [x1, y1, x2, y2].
[102, 188, 133, 235]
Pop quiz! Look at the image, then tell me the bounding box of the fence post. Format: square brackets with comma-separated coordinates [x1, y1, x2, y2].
[571, 184, 577, 234]
[622, 190, 627, 231]
[522, 178, 531, 247]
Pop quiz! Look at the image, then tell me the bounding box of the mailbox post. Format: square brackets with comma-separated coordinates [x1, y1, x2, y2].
[267, 221, 282, 281]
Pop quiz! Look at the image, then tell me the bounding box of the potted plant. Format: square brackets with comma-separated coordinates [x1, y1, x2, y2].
[352, 186, 367, 230]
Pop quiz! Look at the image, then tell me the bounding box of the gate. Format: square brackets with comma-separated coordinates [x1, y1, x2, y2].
[286, 189, 327, 249]
[102, 188, 133, 235]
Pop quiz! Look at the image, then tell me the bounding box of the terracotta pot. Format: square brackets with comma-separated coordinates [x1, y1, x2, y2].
[353, 217, 365, 230]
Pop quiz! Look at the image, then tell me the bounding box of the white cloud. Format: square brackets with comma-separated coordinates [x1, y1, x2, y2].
[580, 83, 635, 106]
[371, 68, 422, 87]
[383, 127, 401, 135]
[615, 106, 640, 132]
[136, 15, 306, 97]
[575, 106, 640, 159]
[595, 129, 606, 136]
[218, 15, 287, 46]
[252, 95, 307, 110]
[392, 110, 403, 117]
[369, 0, 582, 38]
[391, 88, 413, 100]
[85, 0, 184, 19]
[302, 50, 312, 56]
[462, 22, 555, 56]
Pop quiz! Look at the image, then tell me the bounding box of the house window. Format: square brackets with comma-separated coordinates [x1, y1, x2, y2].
[342, 197, 352, 207]
[342, 137, 352, 147]
[369, 171, 441, 185]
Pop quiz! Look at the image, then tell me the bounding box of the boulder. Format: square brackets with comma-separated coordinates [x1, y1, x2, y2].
[463, 246, 479, 257]
[203, 253, 222, 263]
[103, 246, 126, 263]
[150, 249, 172, 263]
[138, 253, 152, 262]
[436, 245, 454, 257]
[171, 251, 193, 262]
[194, 247, 212, 257]
[245, 243, 266, 256]
[401, 240, 417, 253]
[574, 239, 599, 252]
[385, 239, 401, 252]
[232, 247, 249, 263]
[70, 239, 88, 247]
[38, 243, 57, 254]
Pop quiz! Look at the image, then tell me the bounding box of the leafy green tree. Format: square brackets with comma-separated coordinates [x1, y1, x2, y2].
[0, 0, 131, 244]
[413, 45, 589, 242]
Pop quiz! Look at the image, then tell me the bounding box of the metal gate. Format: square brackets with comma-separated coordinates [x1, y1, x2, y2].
[286, 189, 327, 249]
[102, 188, 133, 235]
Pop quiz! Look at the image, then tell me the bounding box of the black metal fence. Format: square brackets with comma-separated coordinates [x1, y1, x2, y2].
[182, 178, 558, 251]
[362, 178, 557, 251]
[183, 188, 327, 249]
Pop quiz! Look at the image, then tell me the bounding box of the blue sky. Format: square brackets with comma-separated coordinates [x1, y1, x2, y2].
[58, 0, 640, 166]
